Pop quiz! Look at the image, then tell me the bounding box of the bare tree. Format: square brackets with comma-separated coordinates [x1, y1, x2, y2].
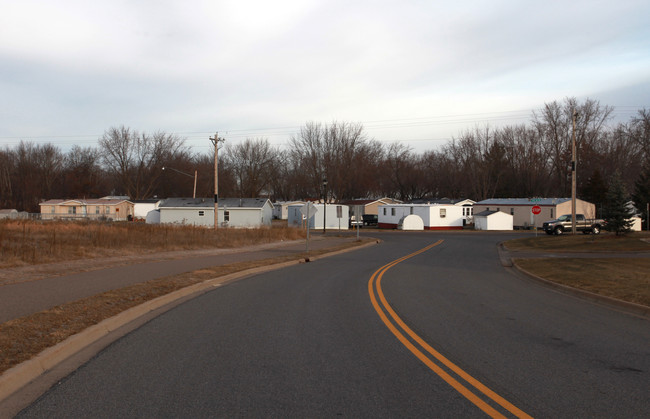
[533, 98, 613, 196]
[222, 138, 278, 198]
[9, 142, 64, 212]
[629, 108, 650, 160]
[288, 121, 375, 201]
[382, 142, 429, 201]
[0, 148, 14, 208]
[62, 145, 104, 199]
[98, 126, 189, 199]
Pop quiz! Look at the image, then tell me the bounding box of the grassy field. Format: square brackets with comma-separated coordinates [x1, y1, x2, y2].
[505, 231, 650, 252]
[506, 232, 650, 308]
[0, 219, 306, 268]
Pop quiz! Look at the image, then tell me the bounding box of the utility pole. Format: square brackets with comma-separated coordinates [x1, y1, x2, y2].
[571, 111, 579, 235]
[210, 133, 225, 230]
[322, 178, 327, 234]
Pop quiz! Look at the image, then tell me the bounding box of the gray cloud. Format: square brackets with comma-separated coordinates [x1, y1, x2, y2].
[1, 0, 648, 152]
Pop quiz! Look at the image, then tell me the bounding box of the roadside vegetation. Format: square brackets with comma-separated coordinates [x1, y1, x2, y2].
[0, 219, 305, 268]
[506, 232, 650, 307]
[505, 232, 650, 252]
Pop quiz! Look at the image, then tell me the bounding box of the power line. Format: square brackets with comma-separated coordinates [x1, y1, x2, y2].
[0, 105, 645, 149]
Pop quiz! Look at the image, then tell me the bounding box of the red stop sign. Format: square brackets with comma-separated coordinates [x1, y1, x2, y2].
[532, 205, 541, 215]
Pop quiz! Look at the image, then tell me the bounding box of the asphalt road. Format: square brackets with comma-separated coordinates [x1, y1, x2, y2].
[17, 232, 650, 418]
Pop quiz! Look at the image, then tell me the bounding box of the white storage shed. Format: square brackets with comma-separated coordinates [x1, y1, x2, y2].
[398, 214, 425, 230]
[287, 203, 349, 230]
[473, 210, 514, 231]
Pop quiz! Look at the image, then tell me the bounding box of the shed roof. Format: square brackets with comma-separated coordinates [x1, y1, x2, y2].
[474, 210, 498, 217]
[159, 197, 270, 209]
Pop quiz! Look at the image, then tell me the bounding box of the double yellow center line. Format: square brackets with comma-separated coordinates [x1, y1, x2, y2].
[367, 240, 532, 418]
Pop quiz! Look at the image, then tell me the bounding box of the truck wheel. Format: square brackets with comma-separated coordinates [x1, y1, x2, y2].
[554, 227, 563, 235]
[592, 225, 600, 235]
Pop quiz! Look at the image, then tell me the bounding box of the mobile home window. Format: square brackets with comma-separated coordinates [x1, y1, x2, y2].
[391, 208, 395, 216]
[440, 208, 446, 218]
[410, 206, 414, 214]
[510, 208, 514, 215]
[198, 210, 205, 216]
[224, 211, 230, 222]
[383, 208, 386, 215]
[51, 206, 55, 214]
[550, 209, 553, 218]
[95, 207, 100, 214]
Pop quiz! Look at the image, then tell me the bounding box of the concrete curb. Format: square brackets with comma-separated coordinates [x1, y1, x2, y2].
[498, 243, 650, 319]
[0, 239, 379, 406]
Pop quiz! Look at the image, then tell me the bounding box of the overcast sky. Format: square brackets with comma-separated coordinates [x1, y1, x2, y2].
[1, 0, 649, 154]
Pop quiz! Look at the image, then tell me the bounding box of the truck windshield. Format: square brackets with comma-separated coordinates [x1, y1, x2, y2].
[557, 215, 570, 221]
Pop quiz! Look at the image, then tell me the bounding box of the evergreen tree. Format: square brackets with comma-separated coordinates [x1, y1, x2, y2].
[603, 172, 635, 235]
[632, 159, 650, 230]
[581, 169, 607, 218]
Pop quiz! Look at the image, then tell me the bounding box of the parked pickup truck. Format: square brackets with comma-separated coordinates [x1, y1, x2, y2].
[543, 214, 605, 235]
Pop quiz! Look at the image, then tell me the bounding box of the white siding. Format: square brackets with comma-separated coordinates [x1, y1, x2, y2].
[287, 204, 349, 230]
[378, 204, 463, 229]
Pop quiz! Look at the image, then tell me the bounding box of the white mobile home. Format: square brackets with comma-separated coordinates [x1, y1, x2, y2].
[378, 204, 464, 230]
[409, 198, 476, 225]
[158, 197, 273, 228]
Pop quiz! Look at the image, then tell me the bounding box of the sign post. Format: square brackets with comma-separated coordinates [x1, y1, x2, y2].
[532, 205, 541, 237]
[300, 203, 318, 253]
[355, 205, 361, 240]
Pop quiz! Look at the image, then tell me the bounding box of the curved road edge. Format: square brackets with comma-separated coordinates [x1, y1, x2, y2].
[497, 242, 650, 319]
[0, 239, 380, 416]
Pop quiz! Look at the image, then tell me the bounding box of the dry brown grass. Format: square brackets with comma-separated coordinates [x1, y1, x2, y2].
[0, 238, 374, 374]
[505, 231, 650, 253]
[515, 258, 650, 307]
[507, 232, 650, 309]
[0, 220, 305, 268]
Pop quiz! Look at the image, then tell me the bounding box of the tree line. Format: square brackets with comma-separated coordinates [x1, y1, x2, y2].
[1, 98, 649, 224]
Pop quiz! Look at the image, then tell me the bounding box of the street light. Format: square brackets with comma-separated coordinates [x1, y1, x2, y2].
[162, 166, 197, 198]
[322, 178, 328, 233]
